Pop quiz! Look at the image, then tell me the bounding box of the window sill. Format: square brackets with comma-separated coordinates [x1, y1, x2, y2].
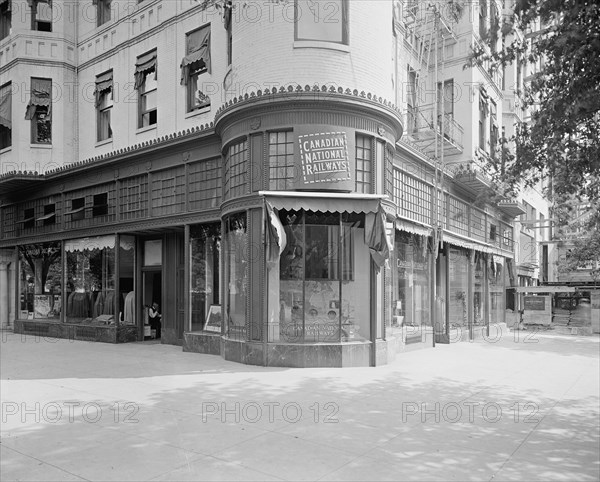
[136, 124, 157, 135]
[185, 105, 211, 119]
[293, 40, 350, 53]
[0, 146, 11, 154]
[96, 138, 113, 148]
[30, 143, 52, 149]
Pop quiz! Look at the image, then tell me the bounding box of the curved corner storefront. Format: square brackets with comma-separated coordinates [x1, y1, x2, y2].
[182, 88, 403, 367]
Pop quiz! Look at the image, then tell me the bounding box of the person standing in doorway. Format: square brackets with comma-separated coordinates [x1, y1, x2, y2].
[149, 302, 162, 339]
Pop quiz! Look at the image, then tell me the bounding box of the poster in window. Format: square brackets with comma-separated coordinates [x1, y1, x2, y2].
[204, 305, 222, 333]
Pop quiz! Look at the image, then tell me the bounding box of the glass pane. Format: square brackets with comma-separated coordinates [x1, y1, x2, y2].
[18, 242, 62, 320]
[341, 214, 369, 342]
[66, 240, 116, 324]
[119, 235, 135, 325]
[144, 240, 162, 266]
[190, 223, 221, 332]
[296, 0, 344, 43]
[304, 280, 340, 342]
[143, 89, 157, 111]
[226, 213, 247, 339]
[448, 248, 469, 330]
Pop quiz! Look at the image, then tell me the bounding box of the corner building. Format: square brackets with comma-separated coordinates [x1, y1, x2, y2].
[0, 1, 525, 366]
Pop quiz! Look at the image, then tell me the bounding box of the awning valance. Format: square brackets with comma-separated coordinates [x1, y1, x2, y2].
[180, 27, 211, 85]
[395, 218, 431, 238]
[94, 70, 113, 107]
[134, 50, 157, 90]
[442, 230, 513, 258]
[24, 78, 51, 120]
[0, 87, 11, 129]
[65, 235, 115, 252]
[258, 191, 386, 214]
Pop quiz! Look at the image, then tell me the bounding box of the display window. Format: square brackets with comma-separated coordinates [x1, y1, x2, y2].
[448, 247, 469, 329]
[119, 236, 136, 325]
[224, 213, 248, 339]
[275, 210, 370, 343]
[65, 236, 116, 325]
[18, 242, 62, 320]
[489, 255, 505, 324]
[190, 223, 221, 332]
[473, 252, 486, 326]
[390, 231, 430, 335]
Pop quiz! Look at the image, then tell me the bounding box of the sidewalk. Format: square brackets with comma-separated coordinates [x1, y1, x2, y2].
[1, 329, 599, 481]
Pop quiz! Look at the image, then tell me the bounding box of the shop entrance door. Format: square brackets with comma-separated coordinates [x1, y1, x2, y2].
[142, 270, 162, 339]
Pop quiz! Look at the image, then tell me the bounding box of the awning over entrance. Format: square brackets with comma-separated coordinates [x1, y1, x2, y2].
[258, 191, 386, 214]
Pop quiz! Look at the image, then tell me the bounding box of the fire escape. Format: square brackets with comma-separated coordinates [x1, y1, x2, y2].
[402, 1, 464, 159]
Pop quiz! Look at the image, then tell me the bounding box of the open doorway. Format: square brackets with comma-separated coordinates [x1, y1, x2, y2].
[143, 270, 162, 339]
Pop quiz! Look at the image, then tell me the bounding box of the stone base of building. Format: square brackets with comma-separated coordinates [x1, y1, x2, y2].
[13, 320, 139, 343]
[183, 327, 437, 367]
[183, 332, 373, 367]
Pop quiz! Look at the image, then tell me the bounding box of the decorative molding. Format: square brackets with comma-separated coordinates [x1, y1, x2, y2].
[250, 118, 261, 130]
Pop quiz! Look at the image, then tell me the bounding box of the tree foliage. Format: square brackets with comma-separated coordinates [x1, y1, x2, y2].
[470, 0, 600, 277]
[471, 0, 600, 204]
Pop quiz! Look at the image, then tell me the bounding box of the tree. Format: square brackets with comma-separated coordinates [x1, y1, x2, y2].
[470, 0, 600, 279]
[18, 243, 61, 294]
[470, 0, 600, 204]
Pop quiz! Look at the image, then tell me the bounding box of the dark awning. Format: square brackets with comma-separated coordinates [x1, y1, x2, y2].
[24, 78, 51, 120]
[94, 70, 113, 107]
[180, 28, 211, 85]
[134, 50, 157, 90]
[259, 191, 385, 214]
[0, 87, 11, 129]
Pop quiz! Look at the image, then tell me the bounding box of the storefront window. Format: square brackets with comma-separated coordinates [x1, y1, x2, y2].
[473, 252, 486, 326]
[119, 236, 135, 325]
[225, 213, 247, 339]
[276, 210, 370, 343]
[390, 232, 430, 336]
[489, 255, 505, 324]
[65, 236, 116, 325]
[190, 223, 221, 332]
[448, 247, 469, 330]
[18, 242, 62, 320]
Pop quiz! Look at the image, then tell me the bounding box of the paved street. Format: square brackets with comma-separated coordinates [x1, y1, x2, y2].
[1, 328, 599, 481]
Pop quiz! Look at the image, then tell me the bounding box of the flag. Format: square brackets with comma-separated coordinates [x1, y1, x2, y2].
[365, 204, 391, 272]
[265, 201, 287, 266]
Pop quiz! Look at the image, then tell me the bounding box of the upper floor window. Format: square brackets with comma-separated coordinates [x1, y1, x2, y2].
[39, 203, 56, 226]
[479, 90, 489, 152]
[181, 25, 211, 113]
[93, 193, 108, 217]
[268, 131, 295, 191]
[489, 99, 498, 158]
[0, 82, 11, 150]
[23, 208, 35, 230]
[94, 0, 111, 27]
[134, 50, 157, 128]
[25, 77, 52, 144]
[1, 0, 11, 40]
[225, 1, 232, 65]
[437, 79, 454, 118]
[30, 0, 52, 32]
[95, 70, 113, 142]
[295, 0, 348, 45]
[355, 134, 372, 194]
[478, 0, 487, 39]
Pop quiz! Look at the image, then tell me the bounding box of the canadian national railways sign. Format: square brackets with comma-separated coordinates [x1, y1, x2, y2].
[299, 132, 350, 186]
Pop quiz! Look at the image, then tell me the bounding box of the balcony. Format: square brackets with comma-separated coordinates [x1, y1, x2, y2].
[447, 161, 491, 196]
[405, 105, 464, 156]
